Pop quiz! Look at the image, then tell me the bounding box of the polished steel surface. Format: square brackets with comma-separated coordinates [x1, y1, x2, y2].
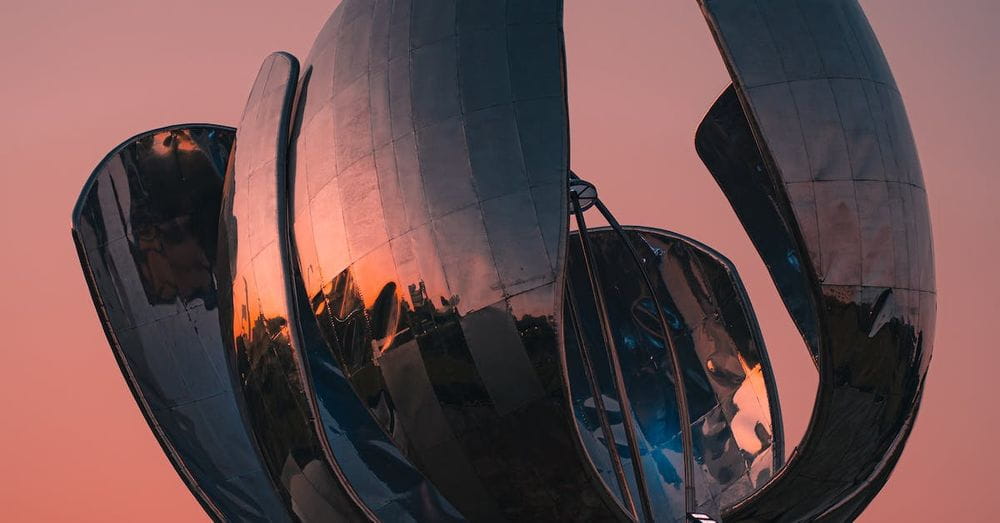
[72, 124, 290, 522]
[220, 48, 463, 522]
[217, 52, 375, 522]
[287, 0, 633, 520]
[697, 0, 936, 520]
[565, 226, 783, 522]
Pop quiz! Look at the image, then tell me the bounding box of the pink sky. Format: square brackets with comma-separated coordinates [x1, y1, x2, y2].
[0, 1, 995, 521]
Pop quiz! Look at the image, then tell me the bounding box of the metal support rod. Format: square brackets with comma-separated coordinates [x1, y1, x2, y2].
[593, 198, 698, 515]
[566, 283, 637, 519]
[571, 191, 655, 523]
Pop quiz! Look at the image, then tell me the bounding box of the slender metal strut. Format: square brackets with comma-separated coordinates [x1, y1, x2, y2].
[566, 284, 637, 518]
[571, 190, 655, 523]
[594, 198, 698, 515]
[569, 171, 699, 519]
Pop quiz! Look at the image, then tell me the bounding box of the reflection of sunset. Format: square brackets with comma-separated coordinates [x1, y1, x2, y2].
[319, 243, 406, 355]
[232, 275, 257, 345]
[313, 297, 327, 317]
[150, 130, 200, 156]
[350, 245, 400, 312]
[250, 247, 290, 319]
[729, 353, 771, 456]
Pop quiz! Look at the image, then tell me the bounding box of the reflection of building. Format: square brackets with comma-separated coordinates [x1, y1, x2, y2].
[73, 1, 934, 521]
[406, 281, 436, 336]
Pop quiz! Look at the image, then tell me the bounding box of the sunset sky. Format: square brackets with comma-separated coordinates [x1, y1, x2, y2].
[0, 1, 996, 521]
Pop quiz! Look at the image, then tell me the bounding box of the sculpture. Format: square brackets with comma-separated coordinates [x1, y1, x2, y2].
[72, 1, 934, 521]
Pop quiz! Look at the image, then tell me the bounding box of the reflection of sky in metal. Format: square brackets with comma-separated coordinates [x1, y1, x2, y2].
[68, 0, 935, 521]
[565, 227, 781, 519]
[288, 1, 615, 520]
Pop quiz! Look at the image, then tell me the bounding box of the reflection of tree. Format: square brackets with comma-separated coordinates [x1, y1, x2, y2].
[406, 281, 458, 337]
[511, 312, 559, 393]
[136, 215, 215, 306]
[233, 307, 326, 485]
[213, 157, 333, 504]
[122, 129, 229, 309]
[307, 263, 495, 446]
[310, 266, 464, 378]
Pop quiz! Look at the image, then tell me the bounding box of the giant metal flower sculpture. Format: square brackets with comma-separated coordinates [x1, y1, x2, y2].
[72, 1, 934, 521]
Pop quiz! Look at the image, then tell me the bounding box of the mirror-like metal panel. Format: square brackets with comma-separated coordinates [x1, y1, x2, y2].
[696, 86, 821, 365]
[696, 1, 935, 520]
[565, 226, 783, 523]
[288, 0, 630, 520]
[217, 52, 370, 522]
[220, 50, 461, 522]
[72, 124, 289, 522]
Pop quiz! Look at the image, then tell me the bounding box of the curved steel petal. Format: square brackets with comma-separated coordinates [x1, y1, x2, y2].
[696, 1, 936, 520]
[71, 124, 290, 522]
[286, 0, 631, 520]
[565, 226, 784, 522]
[216, 52, 373, 522]
[218, 47, 463, 521]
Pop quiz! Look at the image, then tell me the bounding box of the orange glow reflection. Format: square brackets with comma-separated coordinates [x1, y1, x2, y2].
[728, 353, 772, 456]
[150, 130, 200, 156]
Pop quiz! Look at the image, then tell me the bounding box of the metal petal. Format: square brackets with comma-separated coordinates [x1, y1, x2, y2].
[697, 1, 935, 520]
[71, 124, 289, 522]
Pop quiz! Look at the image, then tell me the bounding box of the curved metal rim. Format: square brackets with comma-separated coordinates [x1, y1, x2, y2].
[71, 123, 236, 224]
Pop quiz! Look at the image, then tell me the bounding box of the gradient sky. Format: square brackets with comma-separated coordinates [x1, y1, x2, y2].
[0, 1, 995, 521]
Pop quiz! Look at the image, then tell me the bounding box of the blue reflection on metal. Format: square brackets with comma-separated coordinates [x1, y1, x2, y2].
[786, 250, 802, 272]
